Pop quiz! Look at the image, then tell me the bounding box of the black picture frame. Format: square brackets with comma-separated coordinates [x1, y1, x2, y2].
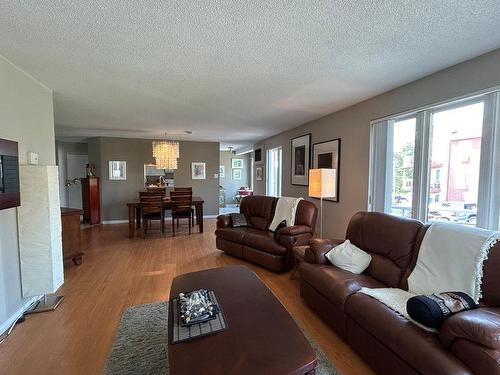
[290, 133, 311, 186]
[254, 145, 264, 164]
[312, 138, 341, 202]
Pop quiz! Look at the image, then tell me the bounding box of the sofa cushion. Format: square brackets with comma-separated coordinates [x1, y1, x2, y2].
[300, 262, 384, 309]
[325, 240, 372, 274]
[481, 240, 500, 307]
[230, 213, 248, 227]
[240, 195, 277, 230]
[346, 212, 423, 287]
[345, 292, 472, 375]
[215, 227, 248, 243]
[243, 229, 286, 255]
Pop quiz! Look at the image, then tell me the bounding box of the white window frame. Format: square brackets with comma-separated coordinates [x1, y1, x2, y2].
[369, 90, 500, 230]
[266, 147, 282, 197]
[250, 156, 254, 191]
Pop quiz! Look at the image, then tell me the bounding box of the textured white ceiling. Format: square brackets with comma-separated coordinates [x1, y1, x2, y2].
[1, 1, 500, 145]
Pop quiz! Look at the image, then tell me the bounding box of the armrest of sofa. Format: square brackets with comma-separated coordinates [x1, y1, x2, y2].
[439, 307, 500, 350]
[304, 238, 343, 264]
[276, 225, 313, 250]
[275, 225, 312, 237]
[216, 214, 232, 229]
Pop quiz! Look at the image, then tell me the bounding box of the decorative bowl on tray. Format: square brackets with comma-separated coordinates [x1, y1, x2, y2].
[178, 289, 219, 326]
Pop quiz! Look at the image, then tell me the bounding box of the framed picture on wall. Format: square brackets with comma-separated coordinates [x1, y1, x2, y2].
[291, 133, 311, 186]
[254, 145, 264, 165]
[256, 166, 264, 181]
[233, 169, 242, 180]
[312, 138, 341, 202]
[231, 158, 244, 168]
[191, 162, 206, 180]
[219, 165, 225, 178]
[109, 161, 127, 180]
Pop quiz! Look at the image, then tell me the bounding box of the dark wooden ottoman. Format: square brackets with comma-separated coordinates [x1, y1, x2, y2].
[168, 265, 317, 375]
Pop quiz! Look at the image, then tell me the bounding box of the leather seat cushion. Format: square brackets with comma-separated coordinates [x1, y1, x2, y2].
[243, 229, 286, 255]
[345, 293, 472, 375]
[215, 227, 249, 243]
[300, 262, 384, 309]
[215, 227, 286, 256]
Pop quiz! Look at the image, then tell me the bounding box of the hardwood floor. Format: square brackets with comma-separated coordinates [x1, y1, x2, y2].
[0, 220, 374, 375]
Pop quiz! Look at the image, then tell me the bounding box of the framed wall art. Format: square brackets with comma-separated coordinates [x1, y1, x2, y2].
[291, 133, 311, 186]
[109, 161, 127, 180]
[312, 138, 341, 202]
[256, 166, 264, 181]
[191, 162, 206, 180]
[254, 145, 264, 165]
[231, 158, 244, 168]
[219, 165, 225, 178]
[232, 169, 242, 180]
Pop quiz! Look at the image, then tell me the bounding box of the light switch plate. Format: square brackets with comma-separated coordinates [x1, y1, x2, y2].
[28, 152, 39, 165]
[214, 173, 219, 178]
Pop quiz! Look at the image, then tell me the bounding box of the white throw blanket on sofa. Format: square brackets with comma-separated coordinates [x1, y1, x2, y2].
[359, 223, 499, 330]
[358, 287, 436, 332]
[268, 197, 303, 231]
[408, 222, 499, 302]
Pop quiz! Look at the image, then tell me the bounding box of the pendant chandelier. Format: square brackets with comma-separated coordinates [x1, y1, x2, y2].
[152, 140, 179, 170]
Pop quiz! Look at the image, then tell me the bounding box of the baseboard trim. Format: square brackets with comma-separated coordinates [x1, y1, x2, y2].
[102, 215, 218, 225]
[0, 296, 39, 336]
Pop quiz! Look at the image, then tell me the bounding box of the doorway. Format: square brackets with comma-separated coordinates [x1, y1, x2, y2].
[66, 154, 88, 208]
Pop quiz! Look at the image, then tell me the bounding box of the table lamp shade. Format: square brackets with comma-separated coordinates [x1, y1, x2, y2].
[309, 169, 336, 198]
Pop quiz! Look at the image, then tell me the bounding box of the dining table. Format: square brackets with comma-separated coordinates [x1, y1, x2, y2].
[126, 196, 205, 238]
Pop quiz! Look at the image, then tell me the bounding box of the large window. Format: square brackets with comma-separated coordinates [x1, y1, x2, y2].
[369, 91, 500, 230]
[266, 147, 282, 197]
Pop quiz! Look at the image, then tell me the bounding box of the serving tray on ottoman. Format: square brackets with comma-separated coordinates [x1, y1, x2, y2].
[168, 265, 317, 375]
[171, 290, 228, 343]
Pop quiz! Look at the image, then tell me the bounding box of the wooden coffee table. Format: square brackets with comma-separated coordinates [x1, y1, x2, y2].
[168, 266, 317, 375]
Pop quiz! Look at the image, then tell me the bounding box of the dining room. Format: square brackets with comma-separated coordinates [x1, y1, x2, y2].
[83, 136, 220, 236]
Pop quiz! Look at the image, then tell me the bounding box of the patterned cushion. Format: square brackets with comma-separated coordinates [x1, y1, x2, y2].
[230, 213, 248, 227]
[407, 291, 477, 328]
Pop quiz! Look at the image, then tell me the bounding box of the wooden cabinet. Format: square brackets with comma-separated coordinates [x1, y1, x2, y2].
[81, 176, 100, 224]
[61, 207, 84, 265]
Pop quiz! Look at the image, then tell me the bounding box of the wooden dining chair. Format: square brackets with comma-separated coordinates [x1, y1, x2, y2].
[174, 187, 195, 227]
[146, 186, 166, 198]
[139, 191, 164, 237]
[170, 191, 193, 236]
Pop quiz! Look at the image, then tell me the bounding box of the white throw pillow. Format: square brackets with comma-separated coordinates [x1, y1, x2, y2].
[325, 240, 372, 274]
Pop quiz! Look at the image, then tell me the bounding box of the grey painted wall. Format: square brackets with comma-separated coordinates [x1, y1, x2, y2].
[255, 48, 500, 239]
[87, 137, 220, 221]
[0, 56, 55, 330]
[219, 151, 251, 204]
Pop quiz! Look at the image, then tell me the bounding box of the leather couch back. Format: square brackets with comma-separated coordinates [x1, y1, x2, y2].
[346, 212, 423, 288]
[295, 200, 318, 228]
[240, 195, 277, 230]
[479, 241, 500, 307]
[399, 223, 500, 306]
[347, 212, 500, 307]
[239, 196, 318, 231]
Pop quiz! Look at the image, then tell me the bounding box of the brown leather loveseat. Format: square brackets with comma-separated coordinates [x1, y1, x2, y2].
[300, 211, 500, 375]
[216, 195, 317, 272]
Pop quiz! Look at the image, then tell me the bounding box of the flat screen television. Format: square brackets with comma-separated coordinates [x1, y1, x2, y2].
[0, 138, 20, 210]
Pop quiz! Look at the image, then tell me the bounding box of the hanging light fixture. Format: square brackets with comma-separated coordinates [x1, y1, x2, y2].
[152, 139, 179, 170]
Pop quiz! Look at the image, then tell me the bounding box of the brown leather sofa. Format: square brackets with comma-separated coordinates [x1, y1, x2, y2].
[299, 211, 500, 375]
[216, 195, 317, 272]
